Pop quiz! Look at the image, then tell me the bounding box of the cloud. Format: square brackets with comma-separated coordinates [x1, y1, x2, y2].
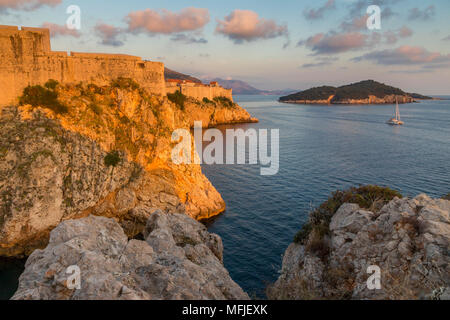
[408, 6, 435, 21]
[0, 0, 60, 12]
[95, 23, 124, 47]
[398, 26, 413, 38]
[170, 34, 207, 44]
[303, 0, 335, 21]
[381, 7, 396, 20]
[41, 22, 80, 38]
[215, 10, 288, 43]
[300, 57, 338, 68]
[383, 26, 413, 44]
[340, 14, 368, 32]
[347, 0, 400, 17]
[298, 32, 370, 54]
[352, 46, 450, 66]
[443, 35, 450, 41]
[125, 7, 209, 35]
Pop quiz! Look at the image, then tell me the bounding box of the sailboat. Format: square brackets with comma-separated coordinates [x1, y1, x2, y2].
[387, 98, 404, 125]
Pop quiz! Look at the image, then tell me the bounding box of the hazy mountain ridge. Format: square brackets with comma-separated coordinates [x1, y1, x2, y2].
[164, 68, 202, 84]
[163, 68, 294, 95]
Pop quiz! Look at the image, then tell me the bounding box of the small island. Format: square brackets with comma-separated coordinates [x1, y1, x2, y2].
[279, 80, 434, 105]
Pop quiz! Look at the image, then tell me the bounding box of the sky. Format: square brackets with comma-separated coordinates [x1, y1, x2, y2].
[1, 0, 450, 94]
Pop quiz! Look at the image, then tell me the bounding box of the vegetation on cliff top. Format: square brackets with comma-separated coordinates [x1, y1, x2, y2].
[104, 150, 122, 167]
[19, 80, 68, 114]
[17, 77, 244, 165]
[280, 80, 417, 102]
[294, 185, 403, 248]
[408, 92, 433, 100]
[167, 91, 187, 110]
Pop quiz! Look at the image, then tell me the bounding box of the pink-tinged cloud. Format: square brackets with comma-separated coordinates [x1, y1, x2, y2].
[0, 0, 60, 11]
[215, 10, 288, 43]
[340, 15, 368, 32]
[300, 32, 369, 54]
[41, 22, 80, 38]
[95, 23, 124, 47]
[353, 46, 450, 65]
[125, 7, 209, 35]
[383, 26, 413, 45]
[398, 27, 413, 38]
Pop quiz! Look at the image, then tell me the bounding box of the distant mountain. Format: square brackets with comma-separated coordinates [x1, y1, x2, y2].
[164, 68, 202, 84]
[280, 80, 432, 105]
[164, 68, 293, 95]
[209, 78, 295, 96]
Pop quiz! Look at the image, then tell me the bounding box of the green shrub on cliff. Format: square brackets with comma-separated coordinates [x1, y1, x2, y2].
[104, 151, 121, 167]
[294, 185, 402, 245]
[167, 91, 187, 110]
[44, 79, 59, 90]
[213, 96, 234, 108]
[111, 77, 140, 91]
[19, 85, 68, 114]
[88, 103, 103, 115]
[202, 97, 213, 104]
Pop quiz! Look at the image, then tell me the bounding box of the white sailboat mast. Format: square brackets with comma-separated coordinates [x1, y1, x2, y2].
[396, 98, 400, 121]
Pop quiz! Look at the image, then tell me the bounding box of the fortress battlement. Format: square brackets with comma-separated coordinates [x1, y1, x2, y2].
[0, 25, 232, 106]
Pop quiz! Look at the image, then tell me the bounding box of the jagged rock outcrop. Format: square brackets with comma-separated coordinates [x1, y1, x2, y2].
[12, 212, 249, 300]
[0, 80, 256, 257]
[268, 194, 450, 300]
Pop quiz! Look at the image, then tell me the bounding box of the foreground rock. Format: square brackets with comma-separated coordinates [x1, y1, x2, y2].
[268, 194, 450, 300]
[12, 212, 249, 300]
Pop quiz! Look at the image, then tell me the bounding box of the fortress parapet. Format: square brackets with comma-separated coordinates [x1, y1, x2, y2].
[166, 79, 233, 102]
[0, 25, 165, 106]
[0, 25, 233, 107]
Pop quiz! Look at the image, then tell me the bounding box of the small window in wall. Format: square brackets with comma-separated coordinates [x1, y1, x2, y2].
[138, 63, 145, 69]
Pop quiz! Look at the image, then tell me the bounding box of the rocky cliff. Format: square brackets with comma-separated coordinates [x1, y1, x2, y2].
[268, 190, 450, 300]
[0, 79, 257, 257]
[12, 213, 249, 300]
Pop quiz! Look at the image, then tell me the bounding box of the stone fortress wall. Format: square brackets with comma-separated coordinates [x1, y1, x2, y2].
[166, 80, 233, 102]
[0, 25, 232, 106]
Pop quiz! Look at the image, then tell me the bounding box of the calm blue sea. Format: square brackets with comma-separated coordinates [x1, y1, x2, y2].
[1, 95, 449, 300]
[202, 95, 450, 298]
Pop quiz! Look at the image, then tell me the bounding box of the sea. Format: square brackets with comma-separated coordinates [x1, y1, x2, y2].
[202, 95, 450, 298]
[1, 95, 449, 299]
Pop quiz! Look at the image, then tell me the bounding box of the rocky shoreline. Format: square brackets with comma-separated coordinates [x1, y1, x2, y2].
[268, 192, 450, 300]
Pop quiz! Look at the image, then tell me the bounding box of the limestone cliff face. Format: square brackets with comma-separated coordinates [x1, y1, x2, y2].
[12, 213, 249, 300]
[0, 81, 256, 257]
[268, 195, 450, 300]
